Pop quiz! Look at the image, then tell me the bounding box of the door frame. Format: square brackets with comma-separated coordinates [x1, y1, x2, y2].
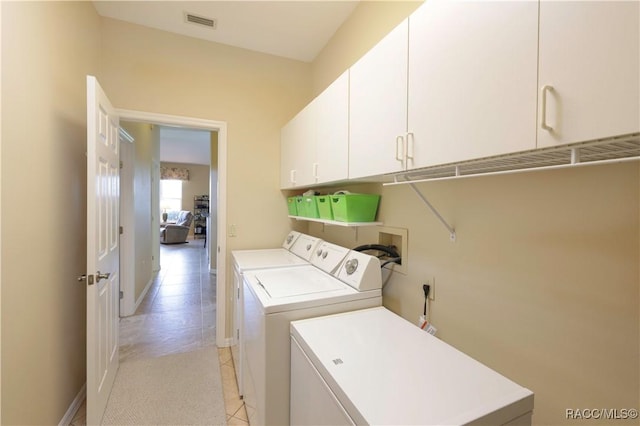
[116, 109, 228, 347]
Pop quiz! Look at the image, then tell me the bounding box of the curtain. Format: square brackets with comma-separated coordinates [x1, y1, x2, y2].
[160, 166, 190, 180]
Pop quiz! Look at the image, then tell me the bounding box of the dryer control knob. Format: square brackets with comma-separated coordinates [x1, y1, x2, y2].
[322, 251, 328, 259]
[306, 244, 312, 251]
[316, 249, 323, 256]
[345, 259, 358, 275]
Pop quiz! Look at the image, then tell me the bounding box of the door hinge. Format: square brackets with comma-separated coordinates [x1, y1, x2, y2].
[119, 290, 124, 300]
[119, 226, 123, 235]
[119, 160, 123, 169]
[77, 274, 95, 285]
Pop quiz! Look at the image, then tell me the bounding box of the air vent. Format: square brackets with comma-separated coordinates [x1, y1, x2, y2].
[184, 12, 217, 29]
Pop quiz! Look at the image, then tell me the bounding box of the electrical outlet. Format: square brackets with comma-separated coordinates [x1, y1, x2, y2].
[425, 277, 435, 301]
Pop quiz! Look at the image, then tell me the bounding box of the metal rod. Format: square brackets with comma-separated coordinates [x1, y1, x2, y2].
[408, 183, 456, 239]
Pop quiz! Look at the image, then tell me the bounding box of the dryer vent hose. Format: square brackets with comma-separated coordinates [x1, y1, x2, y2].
[352, 244, 401, 267]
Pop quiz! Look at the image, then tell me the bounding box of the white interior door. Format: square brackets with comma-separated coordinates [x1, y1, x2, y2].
[86, 75, 120, 425]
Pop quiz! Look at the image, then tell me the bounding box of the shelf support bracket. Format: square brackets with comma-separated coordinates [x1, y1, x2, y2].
[408, 183, 456, 242]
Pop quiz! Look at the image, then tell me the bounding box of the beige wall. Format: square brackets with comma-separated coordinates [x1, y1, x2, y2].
[311, 0, 421, 96]
[308, 2, 639, 425]
[99, 17, 312, 337]
[161, 161, 211, 237]
[0, 1, 100, 423]
[306, 165, 639, 425]
[122, 121, 158, 302]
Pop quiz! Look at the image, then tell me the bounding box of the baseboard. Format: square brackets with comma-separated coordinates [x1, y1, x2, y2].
[134, 277, 154, 312]
[59, 383, 86, 426]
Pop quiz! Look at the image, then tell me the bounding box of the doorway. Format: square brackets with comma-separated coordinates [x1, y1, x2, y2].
[116, 109, 228, 348]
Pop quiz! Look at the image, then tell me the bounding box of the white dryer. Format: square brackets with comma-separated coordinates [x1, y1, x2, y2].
[242, 242, 383, 426]
[290, 307, 534, 425]
[231, 231, 322, 395]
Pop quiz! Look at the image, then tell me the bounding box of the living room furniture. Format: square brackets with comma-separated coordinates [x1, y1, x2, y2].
[160, 210, 193, 244]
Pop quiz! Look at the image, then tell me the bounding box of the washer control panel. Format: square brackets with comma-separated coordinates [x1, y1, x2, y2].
[289, 234, 322, 261]
[310, 242, 350, 275]
[337, 251, 382, 291]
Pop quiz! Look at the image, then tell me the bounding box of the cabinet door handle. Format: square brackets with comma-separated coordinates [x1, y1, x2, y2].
[406, 132, 415, 161]
[541, 85, 554, 131]
[290, 169, 296, 185]
[313, 163, 319, 181]
[395, 135, 405, 163]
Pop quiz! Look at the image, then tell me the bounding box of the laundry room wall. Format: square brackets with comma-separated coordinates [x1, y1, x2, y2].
[98, 16, 312, 338]
[1, 1, 101, 424]
[305, 3, 640, 425]
[121, 121, 159, 303]
[311, 0, 421, 97]
[306, 166, 639, 426]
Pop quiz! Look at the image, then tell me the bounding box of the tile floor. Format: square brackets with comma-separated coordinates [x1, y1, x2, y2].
[70, 237, 247, 425]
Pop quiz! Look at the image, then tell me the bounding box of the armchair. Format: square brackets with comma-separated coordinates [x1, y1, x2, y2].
[160, 210, 193, 244]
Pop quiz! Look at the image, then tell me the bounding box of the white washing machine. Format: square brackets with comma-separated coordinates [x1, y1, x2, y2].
[231, 231, 322, 395]
[242, 242, 383, 426]
[290, 307, 534, 425]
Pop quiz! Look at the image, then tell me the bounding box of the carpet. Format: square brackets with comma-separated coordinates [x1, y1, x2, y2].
[102, 346, 227, 425]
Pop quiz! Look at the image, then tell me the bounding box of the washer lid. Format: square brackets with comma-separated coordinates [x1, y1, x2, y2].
[232, 249, 307, 271]
[254, 267, 344, 298]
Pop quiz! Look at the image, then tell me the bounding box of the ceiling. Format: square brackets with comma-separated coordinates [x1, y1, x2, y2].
[159, 127, 212, 165]
[93, 1, 359, 62]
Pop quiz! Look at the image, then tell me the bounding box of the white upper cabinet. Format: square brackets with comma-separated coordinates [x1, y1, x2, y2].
[407, 0, 538, 168]
[280, 71, 349, 189]
[538, 1, 640, 147]
[281, 100, 317, 189]
[315, 71, 349, 184]
[349, 19, 409, 179]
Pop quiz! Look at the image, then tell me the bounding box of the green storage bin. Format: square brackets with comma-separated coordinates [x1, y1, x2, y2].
[315, 195, 333, 220]
[287, 197, 298, 216]
[295, 196, 305, 217]
[330, 193, 380, 222]
[302, 196, 320, 218]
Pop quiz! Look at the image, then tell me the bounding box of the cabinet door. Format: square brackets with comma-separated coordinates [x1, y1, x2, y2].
[408, 0, 538, 168]
[538, 1, 640, 147]
[349, 19, 409, 179]
[280, 101, 317, 189]
[316, 71, 349, 184]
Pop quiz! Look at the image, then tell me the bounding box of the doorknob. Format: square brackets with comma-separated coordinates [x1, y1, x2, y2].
[96, 271, 111, 282]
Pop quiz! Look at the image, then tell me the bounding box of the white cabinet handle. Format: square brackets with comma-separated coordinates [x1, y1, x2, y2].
[290, 169, 296, 185]
[395, 135, 405, 163]
[541, 85, 554, 131]
[406, 132, 414, 161]
[313, 163, 319, 181]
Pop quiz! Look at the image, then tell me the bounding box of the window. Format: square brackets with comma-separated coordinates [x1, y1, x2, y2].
[160, 180, 182, 221]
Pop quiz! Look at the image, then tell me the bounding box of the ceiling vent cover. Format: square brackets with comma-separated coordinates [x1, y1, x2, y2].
[184, 12, 217, 29]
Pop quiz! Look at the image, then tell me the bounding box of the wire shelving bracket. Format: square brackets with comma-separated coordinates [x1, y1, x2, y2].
[407, 182, 456, 242]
